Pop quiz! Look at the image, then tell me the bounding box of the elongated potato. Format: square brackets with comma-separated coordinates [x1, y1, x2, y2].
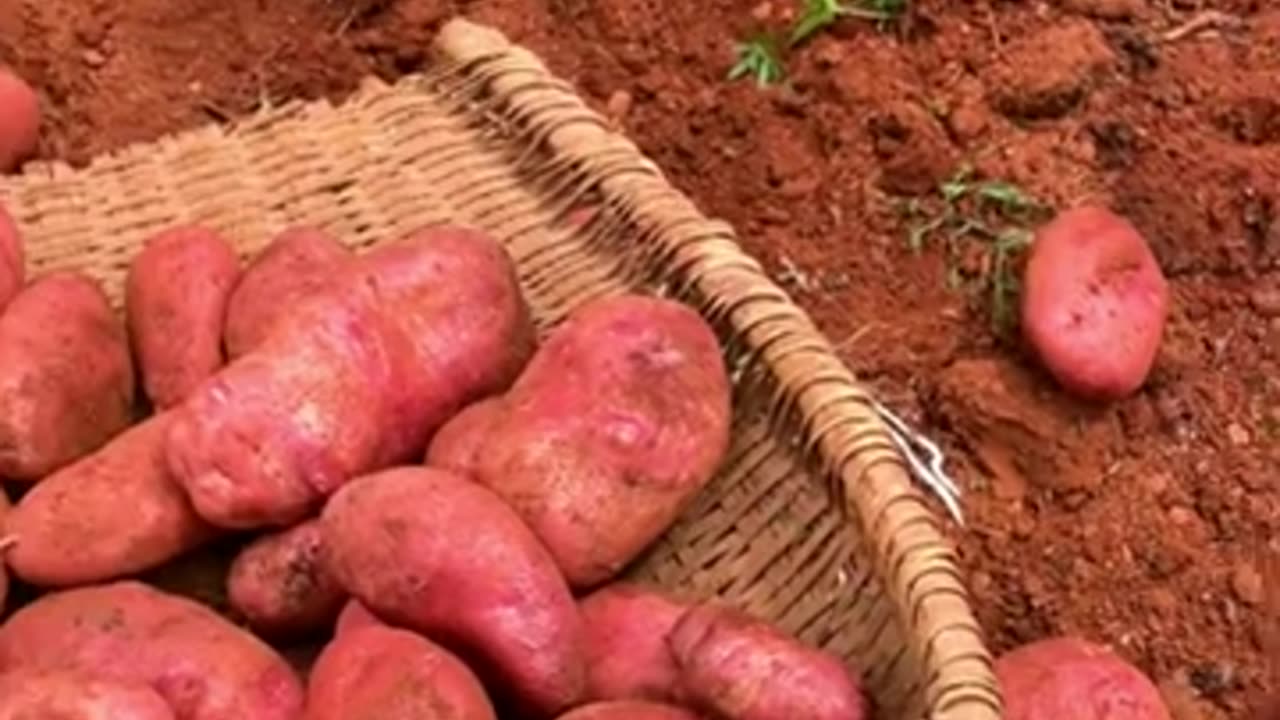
[305, 622, 497, 720]
[228, 519, 346, 638]
[580, 583, 690, 704]
[0, 202, 24, 311]
[556, 701, 701, 720]
[5, 413, 216, 587]
[224, 226, 352, 360]
[321, 466, 586, 717]
[425, 395, 506, 474]
[127, 225, 241, 409]
[469, 294, 732, 588]
[0, 668, 175, 720]
[167, 225, 534, 528]
[667, 603, 868, 720]
[0, 272, 134, 480]
[0, 581, 304, 720]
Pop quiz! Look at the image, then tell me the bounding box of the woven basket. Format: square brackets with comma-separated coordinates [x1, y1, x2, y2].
[0, 18, 1001, 720]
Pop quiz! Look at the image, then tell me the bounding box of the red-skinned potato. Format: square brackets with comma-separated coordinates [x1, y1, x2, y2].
[425, 395, 506, 474]
[467, 293, 732, 589]
[0, 202, 25, 310]
[320, 466, 586, 718]
[227, 519, 346, 639]
[0, 669, 175, 720]
[995, 636, 1170, 720]
[305, 621, 497, 720]
[0, 487, 9, 613]
[0, 272, 134, 480]
[668, 603, 869, 720]
[0, 68, 39, 172]
[0, 581, 304, 720]
[556, 701, 702, 720]
[1020, 206, 1169, 401]
[166, 225, 534, 529]
[5, 413, 216, 587]
[580, 583, 690, 705]
[223, 226, 352, 360]
[334, 598, 383, 635]
[127, 225, 241, 409]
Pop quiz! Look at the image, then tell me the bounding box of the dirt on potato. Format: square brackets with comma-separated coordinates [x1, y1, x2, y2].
[1, 1, 1277, 718]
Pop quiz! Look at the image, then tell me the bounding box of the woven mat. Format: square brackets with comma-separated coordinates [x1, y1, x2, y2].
[0, 18, 1002, 720]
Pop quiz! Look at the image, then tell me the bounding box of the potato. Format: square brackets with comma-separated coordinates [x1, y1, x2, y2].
[0, 202, 24, 311]
[127, 225, 241, 409]
[321, 466, 586, 717]
[0, 68, 39, 172]
[1021, 206, 1169, 401]
[425, 395, 505, 474]
[668, 603, 868, 720]
[0, 487, 9, 613]
[0, 580, 304, 720]
[0, 668, 175, 720]
[334, 598, 382, 635]
[305, 621, 497, 720]
[5, 413, 216, 587]
[0, 272, 134, 480]
[227, 519, 346, 639]
[580, 583, 689, 704]
[466, 293, 732, 588]
[223, 226, 352, 360]
[166, 224, 534, 529]
[995, 636, 1170, 720]
[556, 701, 701, 720]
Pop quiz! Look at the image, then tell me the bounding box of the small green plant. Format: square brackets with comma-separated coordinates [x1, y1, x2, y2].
[728, 0, 908, 86]
[791, 0, 908, 46]
[727, 34, 786, 86]
[900, 166, 1052, 336]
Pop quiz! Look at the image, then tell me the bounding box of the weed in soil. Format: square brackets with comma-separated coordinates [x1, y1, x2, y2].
[899, 165, 1053, 337]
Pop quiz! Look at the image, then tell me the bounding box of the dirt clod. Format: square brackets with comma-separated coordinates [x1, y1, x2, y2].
[986, 19, 1117, 120]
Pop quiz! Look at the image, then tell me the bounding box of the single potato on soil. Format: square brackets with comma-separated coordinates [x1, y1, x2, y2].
[0, 669, 176, 720]
[227, 518, 346, 639]
[305, 620, 497, 720]
[0, 272, 134, 480]
[464, 293, 732, 588]
[127, 225, 241, 409]
[320, 466, 586, 718]
[995, 636, 1170, 720]
[223, 226, 352, 360]
[166, 225, 535, 528]
[1021, 206, 1169, 401]
[5, 413, 216, 587]
[0, 581, 304, 720]
[0, 68, 39, 172]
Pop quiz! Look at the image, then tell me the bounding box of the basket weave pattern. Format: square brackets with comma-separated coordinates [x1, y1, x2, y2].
[0, 19, 1002, 720]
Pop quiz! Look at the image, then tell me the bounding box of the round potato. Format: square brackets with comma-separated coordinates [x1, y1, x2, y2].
[0, 68, 39, 172]
[994, 636, 1170, 720]
[1021, 206, 1169, 401]
[0, 669, 175, 720]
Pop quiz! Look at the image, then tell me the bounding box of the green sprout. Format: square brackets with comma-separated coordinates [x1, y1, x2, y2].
[728, 34, 786, 86]
[729, 0, 908, 87]
[791, 0, 908, 46]
[900, 165, 1052, 336]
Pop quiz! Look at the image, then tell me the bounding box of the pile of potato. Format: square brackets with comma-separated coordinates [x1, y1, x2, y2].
[0, 209, 873, 720]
